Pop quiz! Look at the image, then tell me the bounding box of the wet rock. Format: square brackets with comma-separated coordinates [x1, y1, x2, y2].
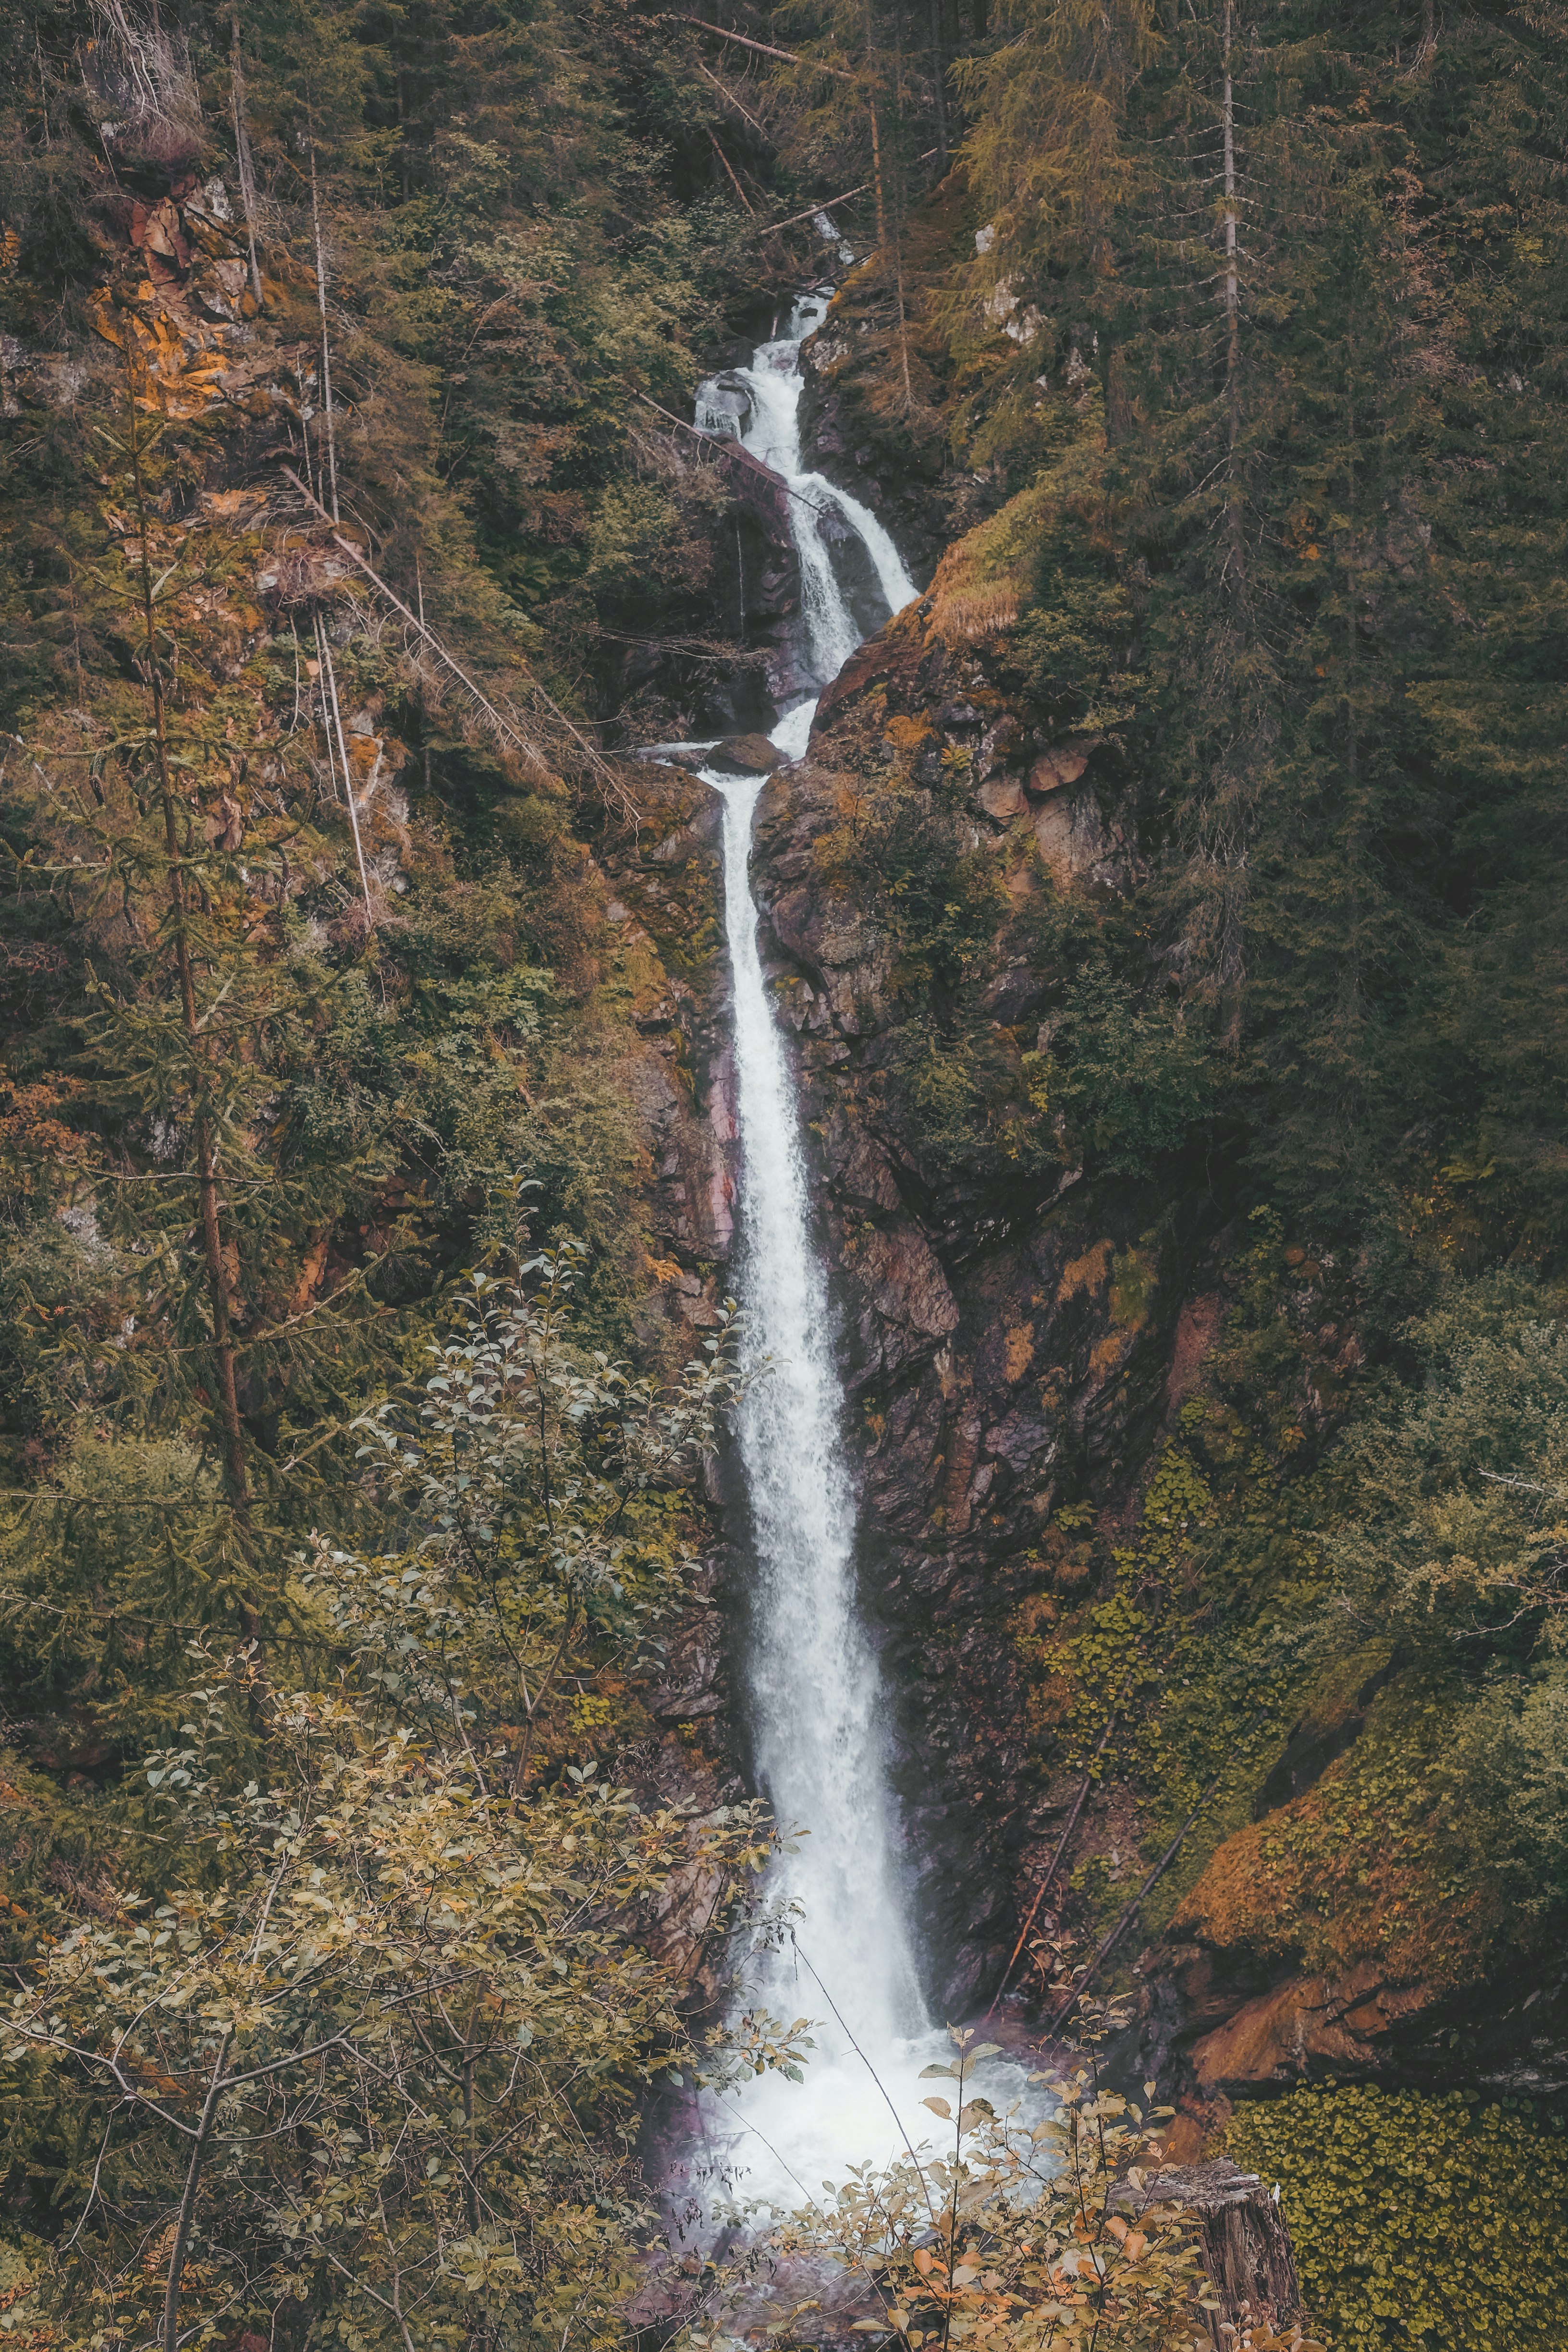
[606, 475, 1561, 2116]
[708, 732, 780, 774]
[796, 305, 1007, 587]
[700, 372, 753, 431]
[978, 964, 1046, 1022]
[648, 1610, 726, 1720]
[647, 1852, 725, 1984]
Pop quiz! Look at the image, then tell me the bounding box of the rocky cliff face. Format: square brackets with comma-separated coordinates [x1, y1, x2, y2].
[740, 732, 1217, 2019]
[605, 599, 1228, 2018]
[588, 245, 1568, 2116]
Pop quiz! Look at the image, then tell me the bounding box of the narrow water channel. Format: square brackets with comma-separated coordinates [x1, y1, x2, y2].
[679, 289, 978, 2212]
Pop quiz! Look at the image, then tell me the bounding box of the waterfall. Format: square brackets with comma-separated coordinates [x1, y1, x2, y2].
[700, 290, 918, 755]
[681, 295, 967, 2216]
[700, 767, 937, 2208]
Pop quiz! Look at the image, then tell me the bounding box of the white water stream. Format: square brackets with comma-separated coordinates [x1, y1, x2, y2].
[697, 290, 918, 754]
[680, 294, 1002, 2215]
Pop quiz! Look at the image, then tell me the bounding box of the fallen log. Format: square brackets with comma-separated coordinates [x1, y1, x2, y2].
[630, 390, 829, 515]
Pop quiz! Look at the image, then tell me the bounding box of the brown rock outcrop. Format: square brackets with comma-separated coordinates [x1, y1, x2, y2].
[723, 735, 1218, 2010]
[1186, 1966, 1439, 2093]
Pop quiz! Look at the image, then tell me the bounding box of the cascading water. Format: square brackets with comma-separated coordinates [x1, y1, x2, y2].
[675, 292, 1016, 2215]
[699, 766, 942, 2210]
[697, 288, 918, 758]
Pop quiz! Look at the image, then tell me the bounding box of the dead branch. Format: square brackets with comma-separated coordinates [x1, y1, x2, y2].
[316, 615, 374, 928]
[695, 58, 769, 137]
[708, 130, 756, 215]
[660, 13, 863, 82]
[630, 391, 830, 515]
[760, 153, 942, 235]
[1051, 1770, 1225, 2035]
[982, 1688, 1129, 2023]
[276, 469, 634, 816]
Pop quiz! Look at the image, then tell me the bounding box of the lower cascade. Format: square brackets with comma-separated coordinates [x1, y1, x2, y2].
[676, 288, 1020, 2214]
[700, 767, 947, 2211]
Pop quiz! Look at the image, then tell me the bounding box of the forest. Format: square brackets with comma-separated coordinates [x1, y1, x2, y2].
[1, 0, 1566, 2344]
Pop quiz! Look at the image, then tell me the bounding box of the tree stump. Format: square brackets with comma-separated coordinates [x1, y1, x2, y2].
[1112, 2158, 1305, 2346]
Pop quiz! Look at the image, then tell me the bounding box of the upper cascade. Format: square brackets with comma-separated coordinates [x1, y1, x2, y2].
[695, 285, 918, 760]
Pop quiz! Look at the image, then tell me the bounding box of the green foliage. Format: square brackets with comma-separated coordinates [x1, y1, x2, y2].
[3, 1696, 782, 2352]
[1011, 1256, 1568, 1977]
[1006, 436, 1147, 735]
[339, 1247, 740, 1781]
[0, 1257, 792, 2352]
[1225, 2086, 1568, 2352]
[941, 0, 1568, 1245]
[760, 2027, 1239, 2352]
[1031, 972, 1216, 1179]
[813, 778, 1004, 1003]
[0, 23, 796, 2339]
[893, 1019, 1054, 1181]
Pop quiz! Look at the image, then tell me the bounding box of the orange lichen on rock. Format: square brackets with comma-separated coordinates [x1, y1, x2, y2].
[1186, 1966, 1446, 2093]
[1057, 1237, 1113, 1302]
[1175, 1758, 1504, 1996]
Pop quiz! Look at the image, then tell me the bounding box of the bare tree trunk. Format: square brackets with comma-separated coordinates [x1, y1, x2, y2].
[863, 0, 890, 256]
[318, 618, 375, 930]
[982, 1698, 1125, 2021]
[309, 145, 340, 523]
[229, 12, 264, 306]
[162, 2036, 233, 2352]
[281, 464, 630, 810]
[1051, 1771, 1223, 2031]
[161, 1870, 285, 2352]
[868, 97, 889, 256]
[121, 349, 257, 1641]
[312, 610, 343, 803]
[928, 0, 948, 164]
[707, 128, 756, 213]
[1221, 0, 1242, 520]
[894, 248, 917, 409]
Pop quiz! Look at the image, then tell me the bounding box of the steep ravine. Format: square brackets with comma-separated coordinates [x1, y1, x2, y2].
[597, 487, 1224, 2027]
[598, 384, 1568, 2139]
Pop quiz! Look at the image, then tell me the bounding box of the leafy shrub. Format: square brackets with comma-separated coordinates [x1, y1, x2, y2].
[813, 782, 1004, 1002]
[1225, 2085, 1568, 2352]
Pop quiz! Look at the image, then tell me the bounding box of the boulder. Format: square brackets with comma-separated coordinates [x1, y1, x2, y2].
[978, 775, 1028, 821]
[1032, 786, 1111, 886]
[699, 371, 752, 431]
[1028, 744, 1091, 794]
[708, 732, 780, 775]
